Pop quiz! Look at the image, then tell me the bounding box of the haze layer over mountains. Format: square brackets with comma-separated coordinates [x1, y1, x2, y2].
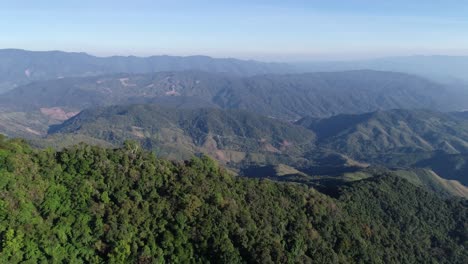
[1, 49, 467, 263]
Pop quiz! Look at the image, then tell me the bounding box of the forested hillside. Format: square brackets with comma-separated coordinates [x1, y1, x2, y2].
[43, 106, 468, 186]
[0, 137, 466, 263]
[46, 105, 316, 162]
[298, 109, 468, 157]
[0, 70, 457, 120]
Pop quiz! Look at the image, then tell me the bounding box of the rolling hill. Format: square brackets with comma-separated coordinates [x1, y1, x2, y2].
[239, 163, 468, 199]
[297, 109, 468, 185]
[47, 105, 316, 162]
[391, 168, 468, 198]
[298, 109, 468, 158]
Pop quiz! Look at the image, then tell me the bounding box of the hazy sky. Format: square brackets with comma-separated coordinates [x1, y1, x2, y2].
[1, 0, 468, 61]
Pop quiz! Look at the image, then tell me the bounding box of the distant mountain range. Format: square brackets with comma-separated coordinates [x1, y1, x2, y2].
[2, 49, 468, 196]
[4, 49, 468, 94]
[296, 55, 468, 84]
[0, 49, 293, 92]
[1, 70, 464, 120]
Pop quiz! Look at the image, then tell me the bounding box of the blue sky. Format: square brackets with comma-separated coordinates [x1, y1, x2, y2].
[1, 0, 468, 61]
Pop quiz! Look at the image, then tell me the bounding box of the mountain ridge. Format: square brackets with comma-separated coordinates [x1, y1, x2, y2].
[1, 70, 461, 119]
[46, 104, 316, 162]
[298, 109, 468, 156]
[0, 49, 294, 93]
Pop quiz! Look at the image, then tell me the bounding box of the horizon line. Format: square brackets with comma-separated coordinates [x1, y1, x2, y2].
[2, 47, 468, 63]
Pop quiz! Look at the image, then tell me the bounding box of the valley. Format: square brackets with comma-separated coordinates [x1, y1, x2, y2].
[0, 49, 467, 263]
[1, 61, 468, 197]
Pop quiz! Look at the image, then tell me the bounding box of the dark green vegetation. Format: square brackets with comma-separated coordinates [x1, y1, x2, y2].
[0, 137, 466, 263]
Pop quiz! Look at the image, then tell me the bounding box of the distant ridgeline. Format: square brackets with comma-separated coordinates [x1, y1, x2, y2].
[3, 50, 468, 92]
[1, 69, 468, 144]
[0, 70, 464, 119]
[0, 49, 293, 93]
[0, 137, 466, 263]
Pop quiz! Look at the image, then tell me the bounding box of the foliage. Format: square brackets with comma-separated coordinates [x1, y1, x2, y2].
[0, 137, 466, 263]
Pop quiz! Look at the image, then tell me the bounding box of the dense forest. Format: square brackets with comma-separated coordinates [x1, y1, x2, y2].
[0, 136, 466, 263]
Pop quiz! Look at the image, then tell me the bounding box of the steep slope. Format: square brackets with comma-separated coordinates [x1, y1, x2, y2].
[415, 153, 468, 185]
[299, 109, 468, 158]
[296, 109, 468, 186]
[391, 168, 468, 198]
[48, 105, 316, 162]
[0, 49, 293, 92]
[0, 111, 51, 138]
[337, 167, 468, 198]
[0, 138, 466, 263]
[241, 163, 468, 199]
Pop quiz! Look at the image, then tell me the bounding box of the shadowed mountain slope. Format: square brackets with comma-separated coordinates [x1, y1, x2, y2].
[298, 109, 468, 157]
[1, 70, 459, 120]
